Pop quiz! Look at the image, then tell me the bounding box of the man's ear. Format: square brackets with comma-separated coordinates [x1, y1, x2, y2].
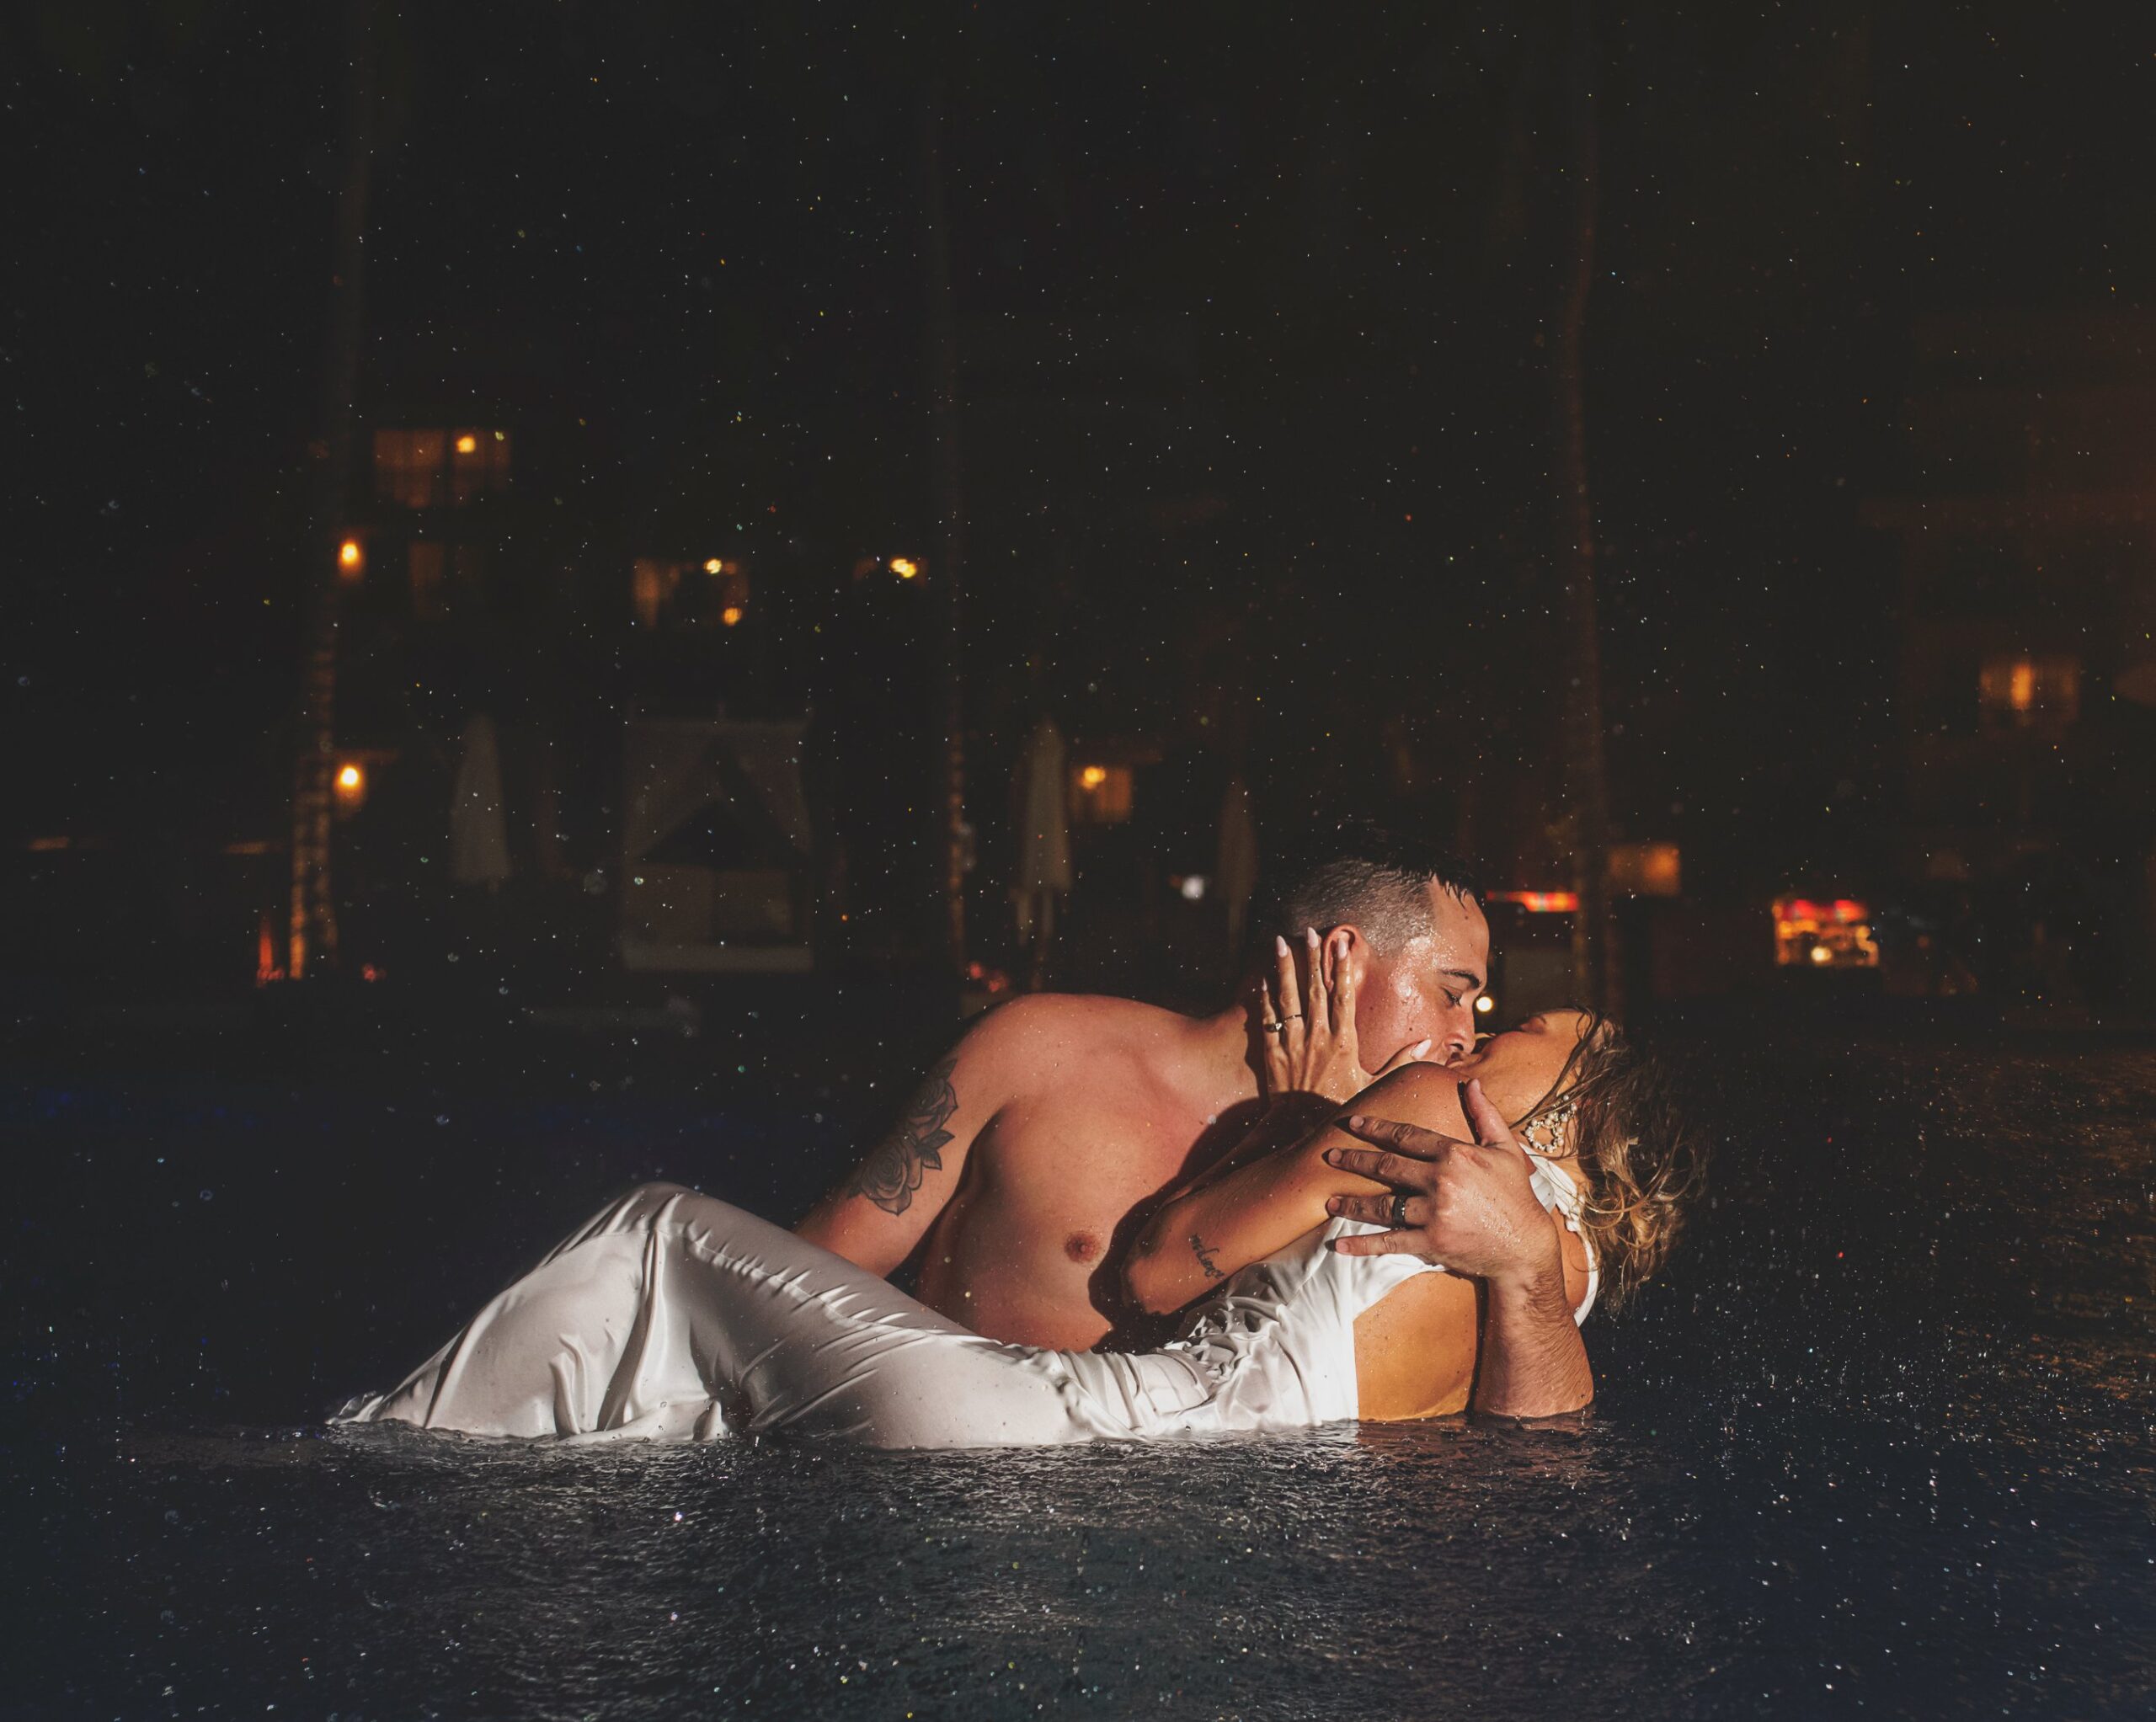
[1329, 924, 1372, 989]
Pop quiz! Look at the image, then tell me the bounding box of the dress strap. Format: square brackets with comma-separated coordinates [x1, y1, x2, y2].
[1524, 1155, 1598, 1325]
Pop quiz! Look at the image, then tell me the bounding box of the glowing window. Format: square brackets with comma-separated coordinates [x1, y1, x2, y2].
[1978, 655, 2079, 730]
[1772, 896, 1879, 969]
[1070, 764, 1134, 824]
[632, 557, 749, 630]
[1608, 842, 1681, 898]
[373, 428, 511, 507]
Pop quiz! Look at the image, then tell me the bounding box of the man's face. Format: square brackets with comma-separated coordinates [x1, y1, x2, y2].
[1352, 886, 1490, 1068]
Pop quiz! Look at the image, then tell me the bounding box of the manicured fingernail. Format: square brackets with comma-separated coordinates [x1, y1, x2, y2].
[1323, 1148, 1342, 1165]
[1345, 1116, 1364, 1131]
[1275, 935, 1289, 957]
[1412, 1039, 1433, 1057]
[1305, 926, 1320, 946]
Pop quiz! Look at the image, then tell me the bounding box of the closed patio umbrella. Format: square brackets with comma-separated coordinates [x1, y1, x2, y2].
[450, 713, 512, 887]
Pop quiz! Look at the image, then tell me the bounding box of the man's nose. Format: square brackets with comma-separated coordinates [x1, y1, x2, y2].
[1437, 1006, 1476, 1061]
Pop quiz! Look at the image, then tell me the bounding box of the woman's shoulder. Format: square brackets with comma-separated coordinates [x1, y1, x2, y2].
[1353, 1061, 1472, 1136]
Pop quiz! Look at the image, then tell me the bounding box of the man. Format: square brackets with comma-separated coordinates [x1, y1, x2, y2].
[795, 832, 1492, 1351]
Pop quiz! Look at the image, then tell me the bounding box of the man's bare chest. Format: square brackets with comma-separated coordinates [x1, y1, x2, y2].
[944, 1092, 1225, 1259]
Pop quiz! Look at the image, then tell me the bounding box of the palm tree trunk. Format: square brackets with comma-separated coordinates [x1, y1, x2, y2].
[288, 0, 379, 978]
[1553, 0, 1614, 1012]
[921, 84, 969, 978]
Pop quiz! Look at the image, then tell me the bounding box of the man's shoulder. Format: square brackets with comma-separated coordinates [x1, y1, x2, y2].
[956, 992, 1203, 1084]
[966, 990, 1197, 1052]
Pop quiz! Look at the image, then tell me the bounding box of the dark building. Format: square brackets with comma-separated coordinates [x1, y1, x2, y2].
[1865, 310, 2156, 1004]
[327, 358, 833, 989]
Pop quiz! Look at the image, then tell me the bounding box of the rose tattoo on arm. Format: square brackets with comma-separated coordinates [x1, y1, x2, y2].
[845, 1053, 960, 1216]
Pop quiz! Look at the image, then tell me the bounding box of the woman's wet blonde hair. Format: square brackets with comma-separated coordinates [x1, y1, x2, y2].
[1516, 1010, 1705, 1311]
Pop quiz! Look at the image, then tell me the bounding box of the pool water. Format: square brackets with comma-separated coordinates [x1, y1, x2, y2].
[8, 1018, 2153, 1717]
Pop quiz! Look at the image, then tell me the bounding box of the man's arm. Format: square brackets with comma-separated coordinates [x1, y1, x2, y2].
[793, 1007, 1020, 1276]
[1471, 1261, 1593, 1421]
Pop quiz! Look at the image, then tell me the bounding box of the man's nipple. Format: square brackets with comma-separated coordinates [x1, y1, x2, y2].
[1064, 1232, 1102, 1264]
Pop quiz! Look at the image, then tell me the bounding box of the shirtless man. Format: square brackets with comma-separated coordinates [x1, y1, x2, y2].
[795, 833, 1492, 1351]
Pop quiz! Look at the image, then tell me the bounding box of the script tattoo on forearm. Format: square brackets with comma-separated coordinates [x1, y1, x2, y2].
[846, 1054, 960, 1216]
[1189, 1232, 1225, 1282]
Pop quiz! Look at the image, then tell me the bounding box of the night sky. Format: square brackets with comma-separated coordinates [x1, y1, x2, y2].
[9, 2, 2154, 914]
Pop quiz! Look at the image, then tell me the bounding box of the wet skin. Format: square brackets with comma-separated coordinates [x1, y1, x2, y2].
[795, 886, 1492, 1351]
[1118, 1010, 1598, 1418]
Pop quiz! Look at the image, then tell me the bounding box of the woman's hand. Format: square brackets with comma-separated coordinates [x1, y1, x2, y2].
[1256, 927, 1432, 1105]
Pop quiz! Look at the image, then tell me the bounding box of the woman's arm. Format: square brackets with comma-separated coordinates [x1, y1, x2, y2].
[1123, 1105, 1385, 1314]
[1125, 1057, 1504, 1314]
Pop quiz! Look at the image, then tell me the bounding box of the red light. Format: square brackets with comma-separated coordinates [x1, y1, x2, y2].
[255, 913, 285, 986]
[1492, 890, 1580, 914]
[1775, 896, 1870, 925]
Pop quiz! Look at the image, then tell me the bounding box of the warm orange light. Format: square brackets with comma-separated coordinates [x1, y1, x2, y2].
[1491, 890, 1580, 914]
[889, 557, 920, 579]
[1070, 762, 1134, 823]
[705, 558, 725, 574]
[1609, 840, 1682, 898]
[455, 434, 478, 455]
[2008, 659, 2034, 712]
[334, 763, 366, 807]
[338, 538, 364, 574]
[720, 605, 744, 626]
[256, 913, 283, 986]
[1774, 893, 1879, 968]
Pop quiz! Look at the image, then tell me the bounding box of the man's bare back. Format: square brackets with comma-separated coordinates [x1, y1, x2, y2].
[796, 994, 1265, 1350]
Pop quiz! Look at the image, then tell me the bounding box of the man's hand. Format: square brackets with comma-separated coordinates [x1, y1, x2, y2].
[1321, 1078, 1565, 1293]
[1324, 1076, 1592, 1418]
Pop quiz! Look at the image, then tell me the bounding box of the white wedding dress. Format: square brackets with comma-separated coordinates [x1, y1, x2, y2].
[337, 1169, 1594, 1451]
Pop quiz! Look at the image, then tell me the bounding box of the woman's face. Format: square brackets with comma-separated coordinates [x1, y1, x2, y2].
[1461, 1008, 1591, 1101]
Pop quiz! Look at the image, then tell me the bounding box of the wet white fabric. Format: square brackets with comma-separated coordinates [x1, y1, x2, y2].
[338, 1168, 1588, 1451]
[1517, 1106, 1601, 1323]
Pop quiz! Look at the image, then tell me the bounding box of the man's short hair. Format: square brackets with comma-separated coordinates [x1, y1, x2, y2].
[1259, 825, 1480, 959]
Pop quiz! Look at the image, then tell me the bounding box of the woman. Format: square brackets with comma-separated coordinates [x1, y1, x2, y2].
[337, 957, 1696, 1450]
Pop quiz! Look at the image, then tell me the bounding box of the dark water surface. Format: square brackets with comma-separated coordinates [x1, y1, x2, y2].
[8, 1016, 2153, 1718]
